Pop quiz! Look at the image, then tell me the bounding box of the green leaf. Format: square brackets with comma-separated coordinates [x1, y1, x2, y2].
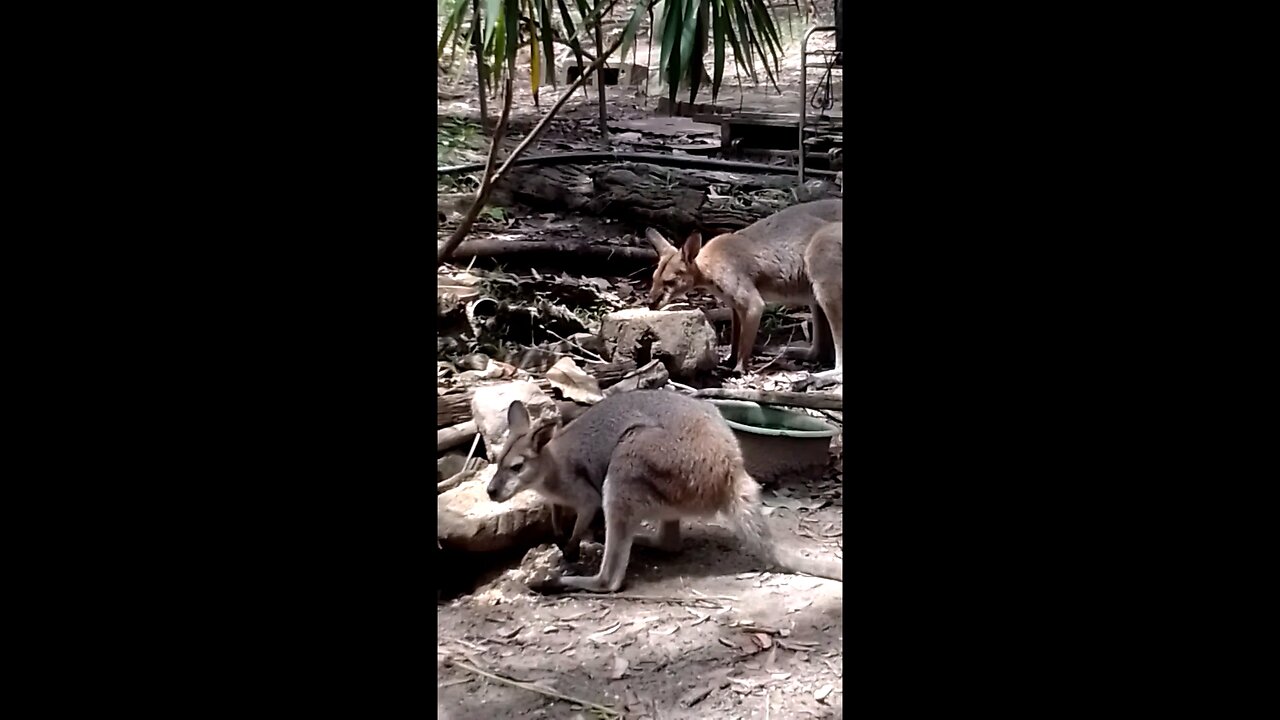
[677, 0, 701, 83]
[555, 0, 585, 72]
[538, 0, 556, 85]
[504, 0, 518, 60]
[740, 1, 779, 91]
[483, 0, 502, 47]
[437, 0, 471, 61]
[573, 0, 593, 45]
[685, 2, 706, 103]
[726, 0, 755, 82]
[746, 0, 781, 68]
[492, 5, 506, 85]
[712, 2, 725, 101]
[661, 0, 684, 103]
[618, 0, 651, 63]
[524, 0, 540, 97]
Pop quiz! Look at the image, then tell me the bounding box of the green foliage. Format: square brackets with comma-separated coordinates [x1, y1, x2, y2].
[438, 0, 786, 109]
[619, 0, 785, 104]
[438, 117, 485, 165]
[481, 205, 509, 221]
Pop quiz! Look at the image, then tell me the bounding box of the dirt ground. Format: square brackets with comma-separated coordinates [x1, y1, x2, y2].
[437, 455, 843, 719]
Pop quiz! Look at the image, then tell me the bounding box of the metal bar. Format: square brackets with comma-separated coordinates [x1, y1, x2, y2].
[799, 25, 837, 184]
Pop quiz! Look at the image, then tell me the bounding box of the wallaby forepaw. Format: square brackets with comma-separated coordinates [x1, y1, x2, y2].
[559, 540, 580, 563]
[526, 572, 569, 595]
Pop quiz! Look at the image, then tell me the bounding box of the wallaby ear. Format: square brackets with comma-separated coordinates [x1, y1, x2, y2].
[681, 231, 703, 262]
[530, 422, 556, 451]
[507, 401, 531, 436]
[646, 228, 676, 254]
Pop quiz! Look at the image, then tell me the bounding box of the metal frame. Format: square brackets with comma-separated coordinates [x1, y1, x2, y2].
[799, 25, 838, 184]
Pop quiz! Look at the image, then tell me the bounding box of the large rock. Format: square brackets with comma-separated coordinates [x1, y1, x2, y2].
[470, 381, 559, 462]
[599, 308, 717, 382]
[437, 466, 553, 552]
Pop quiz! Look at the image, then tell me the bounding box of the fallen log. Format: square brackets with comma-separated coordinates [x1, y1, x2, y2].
[442, 239, 657, 268]
[694, 387, 842, 410]
[498, 162, 841, 236]
[438, 151, 841, 178]
[437, 420, 478, 452]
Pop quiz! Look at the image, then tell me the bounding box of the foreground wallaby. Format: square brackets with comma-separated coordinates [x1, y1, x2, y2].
[647, 199, 843, 377]
[487, 390, 843, 593]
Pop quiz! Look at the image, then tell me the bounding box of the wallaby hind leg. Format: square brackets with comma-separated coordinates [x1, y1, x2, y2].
[725, 308, 742, 368]
[805, 225, 844, 378]
[552, 506, 637, 593]
[733, 293, 766, 374]
[782, 302, 835, 364]
[635, 520, 682, 553]
[813, 279, 843, 375]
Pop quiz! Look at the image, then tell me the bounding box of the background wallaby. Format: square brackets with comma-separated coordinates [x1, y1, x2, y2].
[647, 199, 843, 377]
[487, 390, 843, 593]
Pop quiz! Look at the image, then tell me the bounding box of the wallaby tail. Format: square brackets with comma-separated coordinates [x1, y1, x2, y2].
[729, 472, 843, 582]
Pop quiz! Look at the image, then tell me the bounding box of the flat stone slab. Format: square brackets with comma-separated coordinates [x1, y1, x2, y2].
[437, 466, 553, 553]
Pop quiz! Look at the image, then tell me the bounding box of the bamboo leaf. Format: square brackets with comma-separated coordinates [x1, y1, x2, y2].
[504, 0, 519, 59]
[711, 1, 725, 101]
[746, 0, 781, 69]
[524, 0, 541, 98]
[556, 0, 578, 40]
[618, 0, 651, 63]
[573, 0, 593, 45]
[739, 1, 779, 92]
[684, 1, 706, 103]
[483, 0, 502, 47]
[726, 0, 755, 82]
[437, 0, 472, 61]
[538, 0, 556, 85]
[556, 0, 585, 73]
[492, 3, 506, 86]
[661, 0, 684, 100]
[677, 0, 701, 82]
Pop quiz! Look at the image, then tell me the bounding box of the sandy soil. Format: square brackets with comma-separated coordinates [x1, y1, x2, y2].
[437, 460, 843, 719]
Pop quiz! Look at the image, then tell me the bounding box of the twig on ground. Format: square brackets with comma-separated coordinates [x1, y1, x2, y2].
[449, 659, 620, 717]
[755, 326, 798, 373]
[666, 380, 698, 395]
[544, 327, 607, 362]
[577, 593, 735, 608]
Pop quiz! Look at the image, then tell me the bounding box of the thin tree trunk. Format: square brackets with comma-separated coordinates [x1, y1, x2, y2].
[471, 0, 490, 129]
[594, 17, 608, 139]
[438, 28, 630, 267]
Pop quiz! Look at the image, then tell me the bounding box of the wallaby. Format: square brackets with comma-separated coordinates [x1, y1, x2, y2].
[487, 390, 843, 593]
[647, 199, 843, 378]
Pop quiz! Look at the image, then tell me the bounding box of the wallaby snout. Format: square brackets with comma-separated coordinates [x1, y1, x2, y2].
[488, 400, 558, 505]
[486, 472, 515, 503]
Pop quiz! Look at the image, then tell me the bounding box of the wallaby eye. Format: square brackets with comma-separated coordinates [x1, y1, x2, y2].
[510, 461, 523, 472]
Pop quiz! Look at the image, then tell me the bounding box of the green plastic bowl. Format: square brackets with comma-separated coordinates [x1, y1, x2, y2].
[708, 399, 837, 482]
